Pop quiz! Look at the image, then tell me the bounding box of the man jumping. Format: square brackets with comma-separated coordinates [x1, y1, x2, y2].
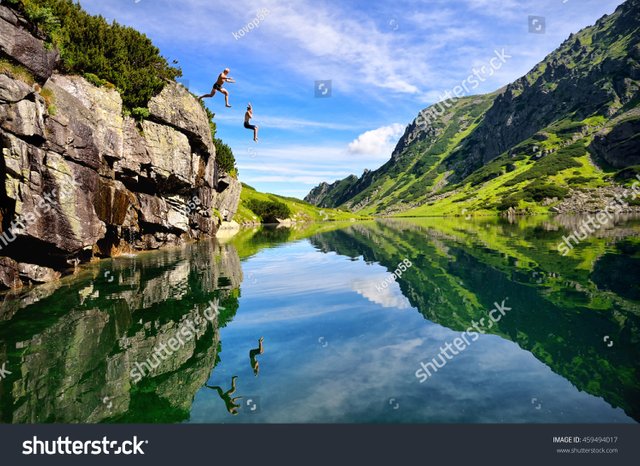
[244, 103, 259, 142]
[198, 68, 235, 107]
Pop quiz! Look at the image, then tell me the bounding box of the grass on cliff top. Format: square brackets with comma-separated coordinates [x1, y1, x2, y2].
[8, 0, 181, 109]
[236, 184, 366, 224]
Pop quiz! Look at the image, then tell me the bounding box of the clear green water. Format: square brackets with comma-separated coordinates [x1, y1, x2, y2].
[0, 217, 639, 423]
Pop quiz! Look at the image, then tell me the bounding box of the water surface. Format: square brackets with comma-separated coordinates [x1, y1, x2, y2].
[1, 217, 639, 423]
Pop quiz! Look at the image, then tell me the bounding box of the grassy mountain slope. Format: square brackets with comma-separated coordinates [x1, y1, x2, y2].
[305, 0, 640, 216]
[235, 184, 364, 224]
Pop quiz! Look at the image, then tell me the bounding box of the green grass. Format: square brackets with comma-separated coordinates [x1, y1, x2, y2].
[0, 59, 35, 85]
[235, 184, 367, 224]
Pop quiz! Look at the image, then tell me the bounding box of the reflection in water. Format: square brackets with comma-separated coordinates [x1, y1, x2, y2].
[205, 376, 242, 415]
[308, 217, 640, 421]
[0, 217, 639, 423]
[0, 240, 241, 423]
[249, 337, 264, 376]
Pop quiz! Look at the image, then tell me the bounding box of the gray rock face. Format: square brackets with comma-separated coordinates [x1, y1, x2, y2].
[0, 6, 59, 81]
[0, 14, 240, 290]
[591, 109, 640, 168]
[0, 97, 45, 138]
[18, 263, 61, 284]
[213, 174, 242, 221]
[148, 82, 215, 156]
[0, 74, 33, 103]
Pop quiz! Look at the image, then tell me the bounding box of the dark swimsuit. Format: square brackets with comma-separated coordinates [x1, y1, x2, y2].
[213, 82, 223, 91]
[244, 121, 256, 130]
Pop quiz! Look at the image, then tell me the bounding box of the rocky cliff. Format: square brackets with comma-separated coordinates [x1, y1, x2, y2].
[0, 4, 241, 290]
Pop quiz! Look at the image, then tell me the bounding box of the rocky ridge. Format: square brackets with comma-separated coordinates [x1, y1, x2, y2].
[0, 4, 241, 290]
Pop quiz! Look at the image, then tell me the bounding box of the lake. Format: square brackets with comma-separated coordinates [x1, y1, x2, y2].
[0, 216, 639, 423]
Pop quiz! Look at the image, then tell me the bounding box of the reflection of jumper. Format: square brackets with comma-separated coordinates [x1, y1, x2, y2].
[206, 376, 242, 415]
[249, 337, 264, 376]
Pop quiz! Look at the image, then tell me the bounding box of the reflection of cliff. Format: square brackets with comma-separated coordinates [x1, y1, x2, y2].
[309, 219, 640, 421]
[0, 240, 242, 423]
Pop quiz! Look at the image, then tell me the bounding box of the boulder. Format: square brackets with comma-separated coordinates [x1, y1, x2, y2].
[0, 97, 46, 138]
[590, 110, 640, 168]
[136, 193, 188, 233]
[48, 75, 124, 161]
[18, 263, 61, 283]
[0, 73, 34, 103]
[213, 176, 242, 221]
[148, 82, 215, 156]
[141, 120, 195, 188]
[44, 75, 123, 169]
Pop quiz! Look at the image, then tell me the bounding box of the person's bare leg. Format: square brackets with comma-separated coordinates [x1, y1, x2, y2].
[198, 88, 217, 100]
[221, 88, 231, 107]
[229, 375, 237, 394]
[254, 126, 259, 142]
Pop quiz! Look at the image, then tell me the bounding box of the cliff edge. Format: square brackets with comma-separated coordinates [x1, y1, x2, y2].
[0, 4, 241, 289]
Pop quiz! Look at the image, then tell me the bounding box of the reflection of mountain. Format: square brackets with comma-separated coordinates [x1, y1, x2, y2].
[0, 240, 242, 423]
[229, 222, 354, 260]
[309, 218, 640, 421]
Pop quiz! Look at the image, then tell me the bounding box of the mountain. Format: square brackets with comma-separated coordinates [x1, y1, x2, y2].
[0, 3, 241, 290]
[305, 0, 640, 216]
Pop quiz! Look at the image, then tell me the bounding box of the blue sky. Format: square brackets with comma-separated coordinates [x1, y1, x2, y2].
[78, 0, 625, 199]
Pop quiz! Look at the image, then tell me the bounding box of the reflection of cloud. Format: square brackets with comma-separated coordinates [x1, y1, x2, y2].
[259, 325, 632, 423]
[188, 240, 633, 424]
[351, 278, 411, 309]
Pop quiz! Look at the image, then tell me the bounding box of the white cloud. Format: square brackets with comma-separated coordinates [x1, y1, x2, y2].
[347, 124, 406, 156]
